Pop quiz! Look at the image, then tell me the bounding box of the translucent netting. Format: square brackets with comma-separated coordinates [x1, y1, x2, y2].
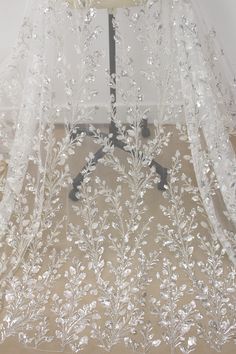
[0, 0, 235, 353]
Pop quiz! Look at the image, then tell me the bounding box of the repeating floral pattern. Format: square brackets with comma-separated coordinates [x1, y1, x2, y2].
[0, 0, 235, 353]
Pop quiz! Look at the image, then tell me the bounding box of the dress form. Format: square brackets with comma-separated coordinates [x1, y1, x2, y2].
[69, 0, 167, 201]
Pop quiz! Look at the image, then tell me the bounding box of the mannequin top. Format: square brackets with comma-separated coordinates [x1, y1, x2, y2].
[68, 0, 146, 9]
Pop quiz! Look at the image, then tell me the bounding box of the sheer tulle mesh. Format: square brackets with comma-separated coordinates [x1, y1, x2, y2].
[0, 1, 235, 353]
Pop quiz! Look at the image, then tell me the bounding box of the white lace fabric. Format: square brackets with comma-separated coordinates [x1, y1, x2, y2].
[0, 0, 235, 353]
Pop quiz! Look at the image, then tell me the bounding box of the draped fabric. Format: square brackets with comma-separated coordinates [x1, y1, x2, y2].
[0, 0, 235, 353]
